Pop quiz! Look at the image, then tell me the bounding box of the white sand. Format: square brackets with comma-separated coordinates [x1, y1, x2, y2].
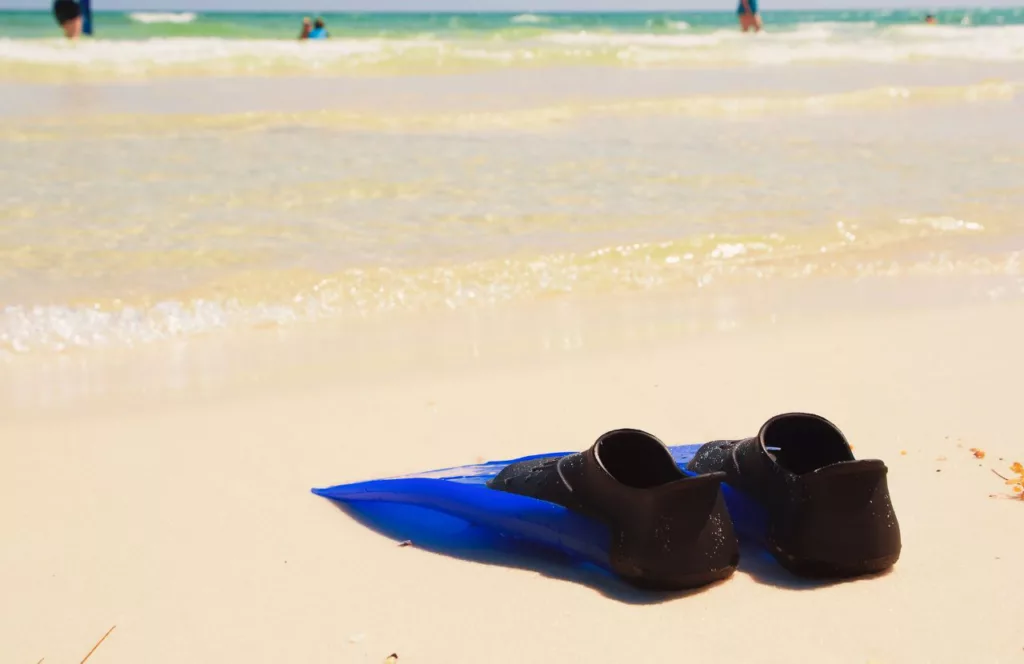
[2, 300, 1022, 663]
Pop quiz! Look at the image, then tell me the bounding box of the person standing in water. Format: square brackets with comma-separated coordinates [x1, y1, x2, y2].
[299, 16, 312, 39]
[52, 0, 83, 39]
[308, 17, 329, 39]
[737, 0, 762, 33]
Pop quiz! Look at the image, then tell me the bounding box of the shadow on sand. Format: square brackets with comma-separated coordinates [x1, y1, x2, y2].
[328, 501, 890, 600]
[331, 501, 726, 605]
[736, 541, 894, 590]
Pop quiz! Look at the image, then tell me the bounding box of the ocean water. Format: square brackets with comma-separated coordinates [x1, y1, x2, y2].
[1, 11, 1024, 357]
[2, 9, 1024, 79]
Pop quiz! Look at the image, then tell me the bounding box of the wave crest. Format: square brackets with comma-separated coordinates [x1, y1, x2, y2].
[128, 12, 198, 24]
[2, 217, 1018, 354]
[510, 14, 550, 24]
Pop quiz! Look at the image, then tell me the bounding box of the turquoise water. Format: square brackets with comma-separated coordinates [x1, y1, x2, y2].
[2, 9, 1023, 39]
[4, 9, 1024, 80]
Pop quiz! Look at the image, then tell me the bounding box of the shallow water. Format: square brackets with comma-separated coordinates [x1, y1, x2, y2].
[3, 10, 1024, 80]
[1, 14, 1023, 357]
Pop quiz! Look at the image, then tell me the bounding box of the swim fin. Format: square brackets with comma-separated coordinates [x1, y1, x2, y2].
[686, 412, 901, 578]
[314, 429, 739, 590]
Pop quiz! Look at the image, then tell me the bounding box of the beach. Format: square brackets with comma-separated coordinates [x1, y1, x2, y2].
[3, 298, 1024, 663]
[2, 10, 1024, 663]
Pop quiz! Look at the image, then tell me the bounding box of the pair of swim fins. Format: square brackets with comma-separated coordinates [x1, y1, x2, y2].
[313, 412, 901, 590]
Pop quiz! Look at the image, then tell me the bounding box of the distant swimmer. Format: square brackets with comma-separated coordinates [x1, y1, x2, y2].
[308, 17, 329, 39]
[299, 16, 312, 39]
[52, 0, 83, 39]
[737, 0, 762, 33]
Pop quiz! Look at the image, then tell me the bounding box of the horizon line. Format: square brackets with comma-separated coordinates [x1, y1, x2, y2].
[1, 4, 1017, 11]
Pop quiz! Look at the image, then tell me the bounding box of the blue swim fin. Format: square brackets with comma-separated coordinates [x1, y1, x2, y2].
[313, 431, 744, 590]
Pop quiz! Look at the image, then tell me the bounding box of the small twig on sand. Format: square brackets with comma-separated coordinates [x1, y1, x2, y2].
[80, 625, 116, 664]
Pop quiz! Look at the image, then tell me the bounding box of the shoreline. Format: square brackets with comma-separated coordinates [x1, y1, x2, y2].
[3, 274, 1021, 419]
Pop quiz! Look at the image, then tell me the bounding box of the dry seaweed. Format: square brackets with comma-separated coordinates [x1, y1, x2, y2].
[992, 462, 1024, 500]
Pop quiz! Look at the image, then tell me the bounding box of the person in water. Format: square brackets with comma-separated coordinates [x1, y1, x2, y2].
[925, 14, 937, 24]
[52, 0, 83, 39]
[737, 0, 762, 33]
[299, 16, 312, 39]
[308, 17, 329, 39]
